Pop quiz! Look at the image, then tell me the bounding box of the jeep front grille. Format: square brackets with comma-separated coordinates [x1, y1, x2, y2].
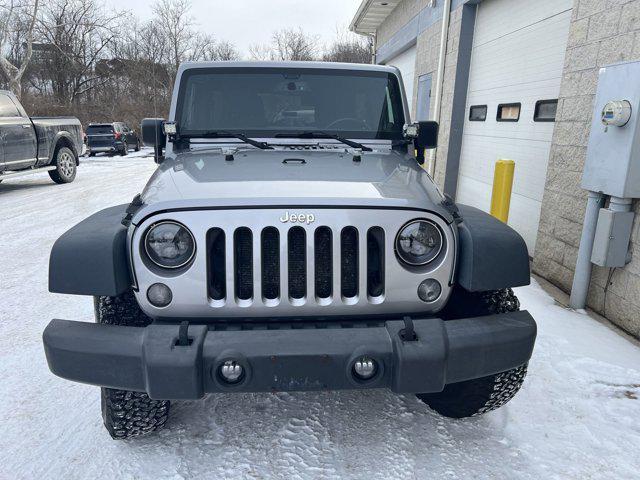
[207, 225, 385, 306]
[133, 208, 456, 318]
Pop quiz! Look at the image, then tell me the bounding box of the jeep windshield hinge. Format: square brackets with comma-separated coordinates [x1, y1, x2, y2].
[121, 193, 144, 227]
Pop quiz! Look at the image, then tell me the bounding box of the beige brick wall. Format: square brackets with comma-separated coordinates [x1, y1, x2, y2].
[533, 0, 640, 337]
[377, 0, 433, 47]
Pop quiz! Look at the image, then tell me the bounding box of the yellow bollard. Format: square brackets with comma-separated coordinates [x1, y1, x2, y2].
[490, 159, 515, 223]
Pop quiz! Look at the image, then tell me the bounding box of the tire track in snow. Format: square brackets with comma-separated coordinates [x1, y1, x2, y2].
[268, 393, 341, 480]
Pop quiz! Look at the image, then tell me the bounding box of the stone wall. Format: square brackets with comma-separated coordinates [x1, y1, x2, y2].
[377, 0, 433, 47]
[533, 0, 640, 337]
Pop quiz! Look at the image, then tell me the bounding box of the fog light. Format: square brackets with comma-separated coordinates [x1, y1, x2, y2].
[147, 283, 172, 307]
[219, 360, 244, 384]
[418, 278, 441, 303]
[353, 356, 377, 380]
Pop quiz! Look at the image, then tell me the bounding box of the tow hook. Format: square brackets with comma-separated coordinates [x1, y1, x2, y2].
[176, 321, 192, 347]
[399, 316, 418, 342]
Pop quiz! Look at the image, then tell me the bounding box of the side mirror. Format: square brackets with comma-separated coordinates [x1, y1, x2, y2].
[141, 118, 167, 163]
[416, 121, 439, 149]
[414, 121, 439, 165]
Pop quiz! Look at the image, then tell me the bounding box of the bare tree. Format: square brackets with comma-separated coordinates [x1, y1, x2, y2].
[323, 31, 372, 64]
[153, 0, 201, 75]
[248, 43, 272, 61]
[101, 17, 172, 125]
[14, 7, 372, 131]
[34, 0, 123, 105]
[0, 0, 39, 99]
[187, 31, 216, 62]
[271, 28, 318, 61]
[208, 40, 240, 61]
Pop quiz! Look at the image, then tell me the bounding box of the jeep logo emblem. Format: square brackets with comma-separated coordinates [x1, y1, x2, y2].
[279, 211, 315, 225]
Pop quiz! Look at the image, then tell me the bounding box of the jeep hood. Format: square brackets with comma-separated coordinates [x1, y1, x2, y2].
[136, 149, 453, 224]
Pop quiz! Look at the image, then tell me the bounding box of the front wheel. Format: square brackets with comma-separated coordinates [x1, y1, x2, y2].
[101, 388, 170, 440]
[417, 288, 528, 418]
[48, 146, 77, 184]
[417, 364, 528, 418]
[95, 292, 171, 439]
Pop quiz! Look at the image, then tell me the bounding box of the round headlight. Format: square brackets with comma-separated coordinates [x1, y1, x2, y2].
[144, 221, 196, 269]
[395, 220, 443, 266]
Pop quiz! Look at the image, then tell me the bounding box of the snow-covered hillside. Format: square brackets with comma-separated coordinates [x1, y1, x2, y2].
[1, 150, 639, 479]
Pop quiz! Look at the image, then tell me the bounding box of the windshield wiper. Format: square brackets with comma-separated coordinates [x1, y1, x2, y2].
[275, 131, 372, 152]
[187, 131, 274, 150]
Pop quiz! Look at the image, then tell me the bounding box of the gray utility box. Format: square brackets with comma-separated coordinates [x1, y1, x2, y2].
[581, 61, 640, 197]
[591, 208, 635, 267]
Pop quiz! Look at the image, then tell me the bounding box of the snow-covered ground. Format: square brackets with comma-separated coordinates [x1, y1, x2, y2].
[1, 150, 639, 479]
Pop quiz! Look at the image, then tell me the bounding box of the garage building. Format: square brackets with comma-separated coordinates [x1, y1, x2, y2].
[351, 0, 640, 338]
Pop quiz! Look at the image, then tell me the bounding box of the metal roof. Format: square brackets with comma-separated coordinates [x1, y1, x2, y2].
[349, 0, 402, 35]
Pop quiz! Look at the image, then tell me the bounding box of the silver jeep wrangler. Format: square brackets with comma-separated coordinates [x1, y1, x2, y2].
[44, 62, 536, 439]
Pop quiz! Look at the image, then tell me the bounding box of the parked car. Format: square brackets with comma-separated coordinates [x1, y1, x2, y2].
[0, 90, 82, 184]
[44, 61, 535, 439]
[86, 122, 140, 156]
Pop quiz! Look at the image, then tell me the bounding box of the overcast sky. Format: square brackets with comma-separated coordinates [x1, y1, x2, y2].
[108, 0, 365, 57]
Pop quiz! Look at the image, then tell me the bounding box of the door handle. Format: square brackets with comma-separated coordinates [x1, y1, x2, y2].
[21, 124, 31, 129]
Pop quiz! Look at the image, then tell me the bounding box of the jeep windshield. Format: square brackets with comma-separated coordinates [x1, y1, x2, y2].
[175, 67, 406, 141]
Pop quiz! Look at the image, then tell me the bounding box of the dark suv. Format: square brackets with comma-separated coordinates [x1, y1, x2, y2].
[86, 122, 140, 156]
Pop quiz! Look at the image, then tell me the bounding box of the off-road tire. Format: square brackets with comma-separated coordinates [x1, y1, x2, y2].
[417, 288, 528, 418]
[439, 287, 520, 320]
[417, 364, 528, 418]
[95, 292, 170, 439]
[94, 291, 152, 327]
[120, 142, 128, 156]
[48, 146, 77, 184]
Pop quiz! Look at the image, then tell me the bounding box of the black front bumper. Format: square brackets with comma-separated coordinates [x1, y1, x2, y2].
[43, 312, 536, 400]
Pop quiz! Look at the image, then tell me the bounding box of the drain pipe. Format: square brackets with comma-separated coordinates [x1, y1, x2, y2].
[569, 191, 605, 309]
[429, 0, 452, 177]
[609, 196, 633, 214]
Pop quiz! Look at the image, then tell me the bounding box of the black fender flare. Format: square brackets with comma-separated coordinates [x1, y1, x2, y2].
[48, 131, 80, 164]
[49, 205, 131, 296]
[454, 205, 530, 292]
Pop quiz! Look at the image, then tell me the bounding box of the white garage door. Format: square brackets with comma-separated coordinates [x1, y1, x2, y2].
[455, 0, 572, 253]
[385, 45, 417, 119]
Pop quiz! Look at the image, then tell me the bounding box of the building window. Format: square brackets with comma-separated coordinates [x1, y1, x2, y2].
[497, 103, 521, 122]
[534, 99, 558, 122]
[469, 105, 487, 121]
